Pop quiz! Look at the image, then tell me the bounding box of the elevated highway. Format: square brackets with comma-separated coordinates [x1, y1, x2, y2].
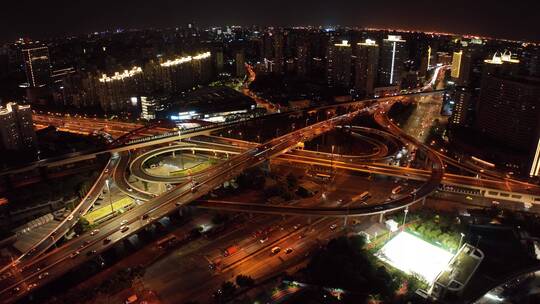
[0, 102, 372, 303]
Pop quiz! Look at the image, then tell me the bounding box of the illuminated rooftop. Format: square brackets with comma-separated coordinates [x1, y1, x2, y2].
[484, 51, 520, 65]
[358, 39, 378, 46]
[98, 66, 143, 83]
[385, 35, 406, 42]
[161, 51, 211, 67]
[334, 40, 351, 47]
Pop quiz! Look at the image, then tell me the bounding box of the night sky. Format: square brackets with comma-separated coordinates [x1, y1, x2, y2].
[2, 0, 539, 42]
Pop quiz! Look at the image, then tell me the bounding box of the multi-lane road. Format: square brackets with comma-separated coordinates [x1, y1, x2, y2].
[4, 65, 538, 302]
[0, 102, 365, 303]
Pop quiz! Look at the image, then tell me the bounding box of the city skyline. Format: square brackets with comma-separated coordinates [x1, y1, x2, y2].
[1, 0, 539, 43]
[0, 5, 539, 303]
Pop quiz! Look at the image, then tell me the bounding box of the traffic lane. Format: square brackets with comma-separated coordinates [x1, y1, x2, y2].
[373, 105, 539, 191]
[184, 216, 348, 303]
[0, 156, 118, 280]
[2, 108, 364, 301]
[142, 215, 287, 303]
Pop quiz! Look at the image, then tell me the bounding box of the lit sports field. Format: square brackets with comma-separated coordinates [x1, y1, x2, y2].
[376, 232, 454, 283]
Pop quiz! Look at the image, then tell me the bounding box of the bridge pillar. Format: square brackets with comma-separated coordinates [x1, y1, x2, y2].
[378, 212, 385, 223]
[344, 216, 348, 227]
[421, 197, 426, 206]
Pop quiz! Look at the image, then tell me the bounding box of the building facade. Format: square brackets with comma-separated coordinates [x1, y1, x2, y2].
[0, 103, 36, 151]
[476, 75, 540, 154]
[327, 40, 352, 88]
[379, 35, 407, 86]
[354, 39, 379, 97]
[22, 45, 51, 88]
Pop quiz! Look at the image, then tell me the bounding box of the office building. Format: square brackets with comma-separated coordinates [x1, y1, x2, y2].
[454, 39, 486, 88]
[95, 66, 145, 112]
[532, 137, 540, 177]
[448, 87, 473, 127]
[327, 40, 352, 88]
[418, 45, 431, 79]
[476, 75, 540, 157]
[451, 51, 463, 79]
[141, 97, 158, 120]
[354, 39, 379, 96]
[296, 44, 308, 77]
[483, 51, 520, 80]
[436, 52, 452, 65]
[379, 35, 407, 86]
[21, 45, 51, 88]
[522, 45, 540, 77]
[273, 32, 285, 74]
[236, 51, 246, 78]
[0, 103, 36, 151]
[215, 51, 224, 74]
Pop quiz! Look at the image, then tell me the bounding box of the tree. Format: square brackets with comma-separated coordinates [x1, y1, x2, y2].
[304, 236, 401, 301]
[74, 218, 91, 235]
[286, 173, 298, 189]
[235, 275, 255, 287]
[213, 281, 237, 303]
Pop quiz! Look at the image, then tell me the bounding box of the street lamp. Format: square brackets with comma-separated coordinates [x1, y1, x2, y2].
[458, 232, 465, 251]
[402, 207, 409, 231]
[331, 145, 335, 175]
[475, 235, 482, 249]
[105, 179, 113, 214]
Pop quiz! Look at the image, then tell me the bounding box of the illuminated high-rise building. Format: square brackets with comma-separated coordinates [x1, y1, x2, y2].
[273, 32, 285, 74]
[236, 51, 246, 78]
[532, 137, 540, 177]
[451, 51, 463, 79]
[327, 40, 352, 88]
[215, 51, 224, 74]
[447, 87, 473, 127]
[141, 97, 157, 120]
[295, 44, 308, 77]
[0, 105, 19, 151]
[95, 66, 145, 112]
[455, 39, 486, 88]
[379, 35, 407, 86]
[22, 45, 51, 88]
[0, 103, 36, 151]
[354, 39, 379, 96]
[436, 52, 452, 65]
[482, 51, 520, 80]
[476, 74, 540, 171]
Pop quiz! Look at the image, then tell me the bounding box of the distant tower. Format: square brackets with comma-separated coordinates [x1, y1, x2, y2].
[215, 50, 224, 74]
[354, 39, 379, 97]
[273, 32, 285, 74]
[379, 35, 407, 86]
[236, 51, 246, 78]
[327, 40, 352, 88]
[295, 43, 308, 77]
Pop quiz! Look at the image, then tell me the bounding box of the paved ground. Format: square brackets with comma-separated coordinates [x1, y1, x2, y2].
[400, 94, 446, 144]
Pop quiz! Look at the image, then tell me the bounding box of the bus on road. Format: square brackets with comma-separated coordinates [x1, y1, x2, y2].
[156, 235, 177, 249]
[392, 186, 403, 195]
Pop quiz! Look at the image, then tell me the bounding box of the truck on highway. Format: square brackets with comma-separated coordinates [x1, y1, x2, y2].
[223, 245, 239, 257]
